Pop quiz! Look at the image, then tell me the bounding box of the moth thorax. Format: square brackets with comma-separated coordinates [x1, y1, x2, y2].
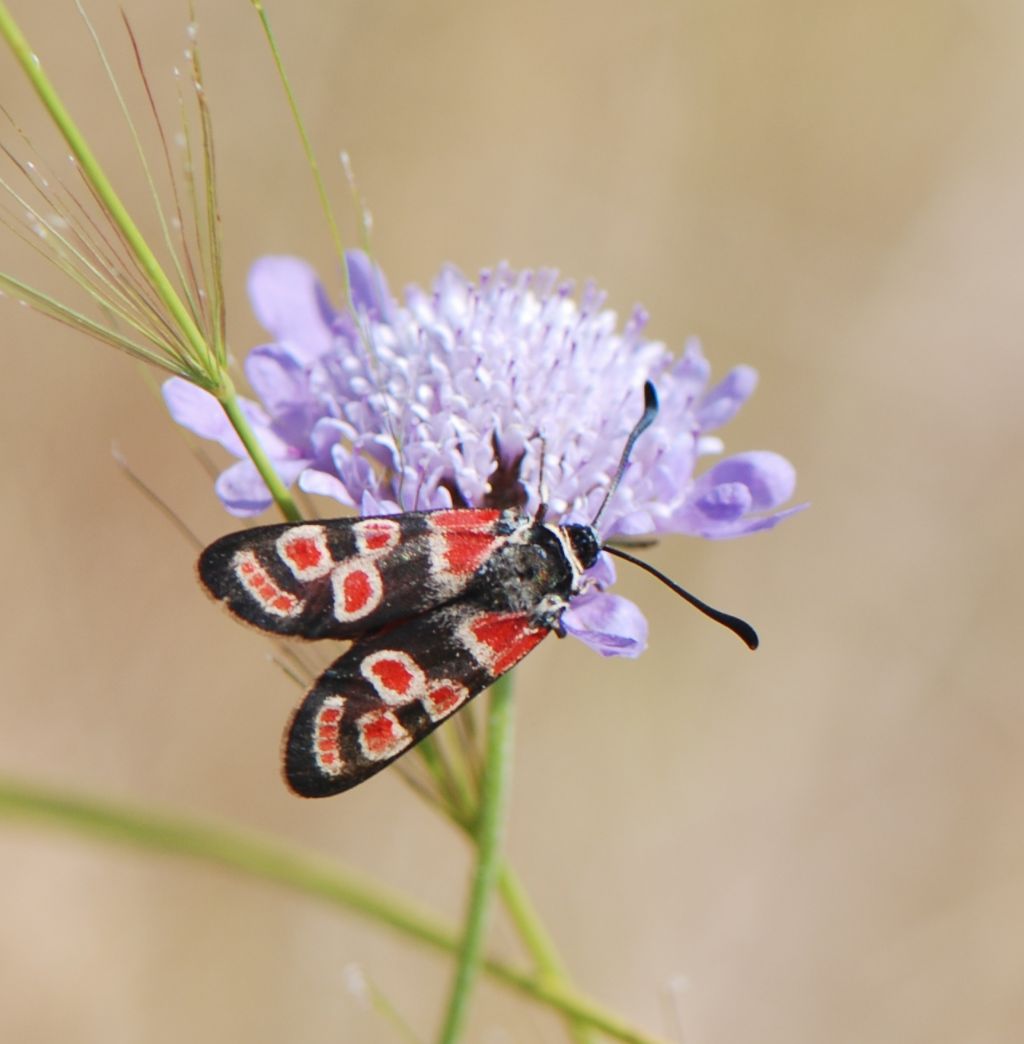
[479, 538, 572, 614]
[562, 524, 601, 572]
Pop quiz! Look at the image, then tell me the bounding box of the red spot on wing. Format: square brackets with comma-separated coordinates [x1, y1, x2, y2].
[470, 613, 547, 675]
[425, 680, 468, 719]
[429, 685, 461, 713]
[332, 562, 383, 621]
[432, 509, 503, 576]
[313, 698, 346, 776]
[234, 551, 300, 616]
[284, 536, 322, 571]
[355, 518, 401, 554]
[373, 658, 414, 694]
[363, 714, 396, 752]
[277, 526, 333, 580]
[359, 710, 409, 759]
[360, 650, 425, 705]
[342, 569, 373, 612]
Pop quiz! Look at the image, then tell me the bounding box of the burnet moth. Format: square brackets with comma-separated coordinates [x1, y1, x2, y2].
[198, 382, 757, 797]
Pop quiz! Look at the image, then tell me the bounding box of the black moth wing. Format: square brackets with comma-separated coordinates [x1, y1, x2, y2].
[198, 510, 509, 641]
[285, 601, 549, 796]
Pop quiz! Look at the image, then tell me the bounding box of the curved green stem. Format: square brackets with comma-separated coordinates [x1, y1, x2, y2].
[0, 776, 669, 1044]
[0, 775, 449, 946]
[497, 866, 596, 1043]
[436, 673, 516, 1043]
[216, 384, 301, 521]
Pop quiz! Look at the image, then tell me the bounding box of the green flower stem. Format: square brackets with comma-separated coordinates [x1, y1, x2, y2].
[415, 703, 594, 1042]
[0, 774, 451, 946]
[0, 776, 669, 1044]
[413, 765, 593, 1042]
[436, 673, 516, 1044]
[427, 766, 594, 1044]
[215, 384, 302, 522]
[0, 4, 301, 524]
[498, 864, 569, 979]
[0, 1, 215, 380]
[497, 865, 597, 1044]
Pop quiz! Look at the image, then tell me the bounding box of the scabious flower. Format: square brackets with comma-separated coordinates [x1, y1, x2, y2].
[164, 252, 803, 657]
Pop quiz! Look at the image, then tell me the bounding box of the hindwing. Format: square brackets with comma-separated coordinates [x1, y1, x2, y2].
[285, 603, 549, 796]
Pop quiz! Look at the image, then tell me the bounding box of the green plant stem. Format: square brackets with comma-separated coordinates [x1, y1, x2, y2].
[0, 4, 301, 525]
[436, 673, 516, 1044]
[418, 704, 594, 1043]
[215, 385, 302, 521]
[498, 866, 598, 1044]
[0, 1, 215, 379]
[0, 776, 669, 1044]
[425, 802, 594, 1043]
[248, 1, 346, 275]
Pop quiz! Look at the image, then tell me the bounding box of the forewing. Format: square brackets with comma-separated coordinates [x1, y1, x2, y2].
[284, 603, 549, 796]
[198, 509, 508, 640]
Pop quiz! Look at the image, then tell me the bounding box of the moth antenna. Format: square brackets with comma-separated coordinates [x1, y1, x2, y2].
[602, 545, 759, 650]
[604, 537, 659, 550]
[591, 381, 659, 532]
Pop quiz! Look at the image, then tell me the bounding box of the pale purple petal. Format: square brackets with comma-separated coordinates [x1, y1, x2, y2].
[216, 457, 309, 517]
[245, 345, 308, 413]
[562, 592, 648, 658]
[699, 452, 796, 510]
[245, 345, 322, 448]
[247, 256, 334, 363]
[697, 366, 758, 430]
[308, 417, 357, 459]
[360, 490, 402, 516]
[674, 452, 803, 538]
[696, 481, 754, 522]
[587, 553, 617, 588]
[298, 467, 357, 508]
[712, 502, 809, 537]
[345, 250, 397, 321]
[669, 337, 712, 403]
[604, 508, 660, 538]
[162, 377, 246, 457]
[215, 460, 274, 516]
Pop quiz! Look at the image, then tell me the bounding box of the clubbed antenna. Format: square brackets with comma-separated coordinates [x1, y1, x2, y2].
[603, 545, 759, 650]
[589, 380, 758, 648]
[591, 380, 659, 532]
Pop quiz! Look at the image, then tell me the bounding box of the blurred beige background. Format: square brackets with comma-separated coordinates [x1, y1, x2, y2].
[2, 1, 1022, 1041]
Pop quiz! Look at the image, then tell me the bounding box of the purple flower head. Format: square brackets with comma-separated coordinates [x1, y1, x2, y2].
[164, 252, 804, 657]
